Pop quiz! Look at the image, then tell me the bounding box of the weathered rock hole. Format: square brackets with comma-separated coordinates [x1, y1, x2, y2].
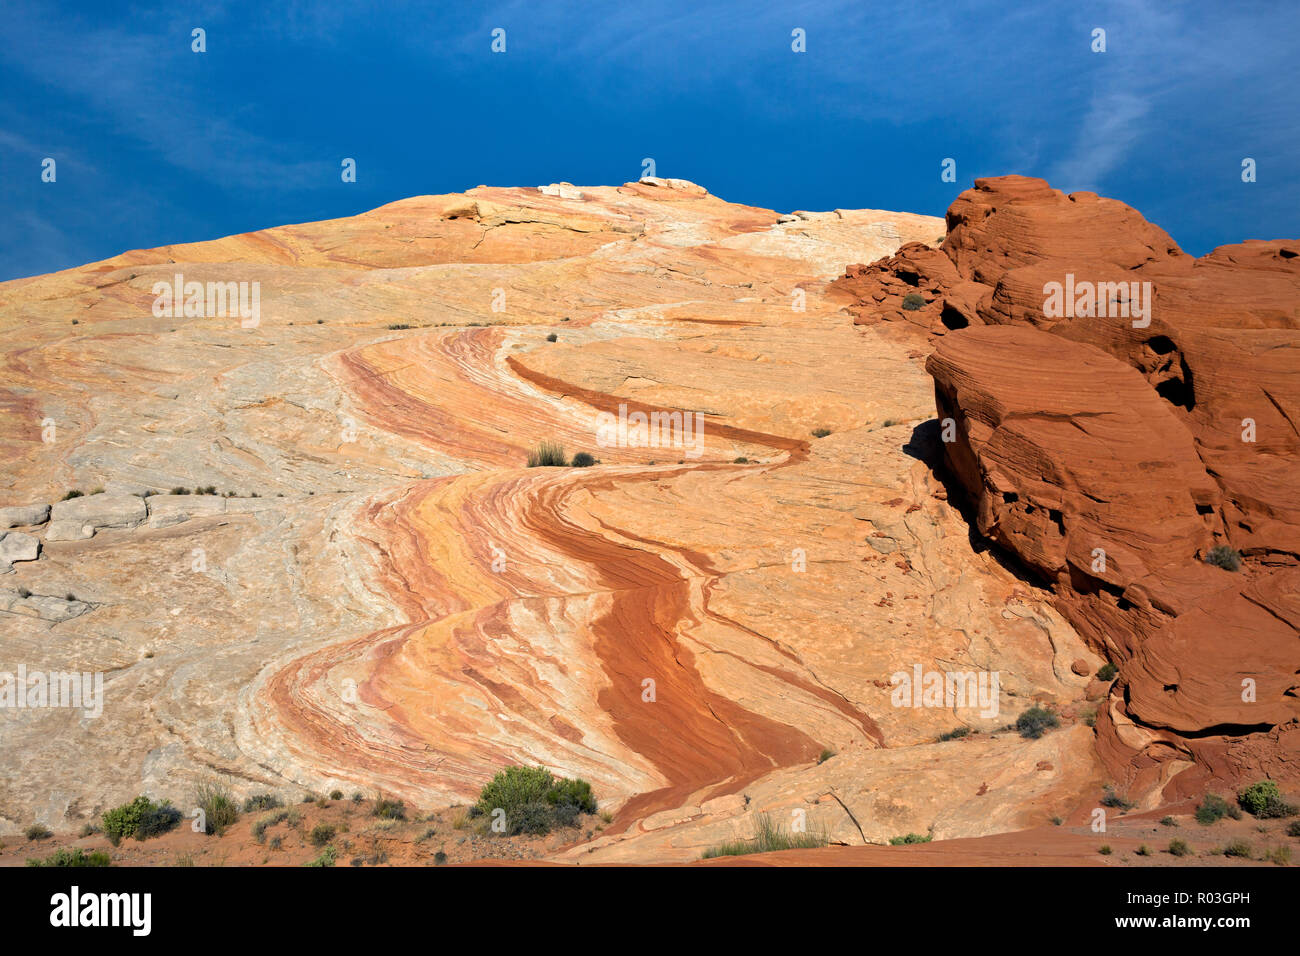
[940, 303, 969, 330]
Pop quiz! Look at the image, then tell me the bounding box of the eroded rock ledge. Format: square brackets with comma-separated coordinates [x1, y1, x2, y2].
[837, 176, 1299, 797]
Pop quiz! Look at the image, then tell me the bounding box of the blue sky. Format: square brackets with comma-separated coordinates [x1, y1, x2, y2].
[1, 0, 1296, 280]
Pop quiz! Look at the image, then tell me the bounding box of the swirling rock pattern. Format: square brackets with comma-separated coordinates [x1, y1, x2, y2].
[0, 178, 1106, 860]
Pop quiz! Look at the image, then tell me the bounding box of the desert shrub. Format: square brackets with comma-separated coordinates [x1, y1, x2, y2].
[195, 781, 239, 835]
[387, 323, 411, 330]
[170, 487, 191, 495]
[546, 333, 558, 342]
[1096, 662, 1118, 681]
[243, 793, 282, 813]
[330, 789, 344, 801]
[1237, 780, 1296, 818]
[733, 457, 750, 464]
[304, 846, 338, 867]
[434, 850, 448, 865]
[1160, 816, 1178, 827]
[309, 824, 336, 847]
[372, 796, 407, 821]
[351, 792, 364, 803]
[100, 796, 181, 845]
[701, 812, 828, 859]
[1287, 820, 1300, 838]
[527, 441, 567, 468]
[79, 822, 101, 837]
[1168, 838, 1192, 857]
[1205, 545, 1242, 571]
[26, 848, 111, 867]
[811, 428, 832, 438]
[251, 810, 289, 844]
[1136, 844, 1151, 856]
[1266, 845, 1292, 865]
[24, 824, 52, 841]
[17, 587, 31, 599]
[889, 833, 933, 845]
[938, 727, 970, 742]
[61, 490, 83, 501]
[101, 796, 154, 846]
[1098, 845, 1112, 855]
[1223, 839, 1253, 858]
[1015, 706, 1059, 740]
[901, 293, 926, 311]
[134, 802, 182, 840]
[269, 836, 283, 850]
[1100, 785, 1135, 810]
[571, 452, 596, 467]
[1196, 793, 1240, 825]
[472, 765, 597, 836]
[817, 749, 836, 764]
[547, 777, 597, 815]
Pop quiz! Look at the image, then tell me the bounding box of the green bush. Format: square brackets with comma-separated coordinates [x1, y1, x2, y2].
[817, 749, 836, 764]
[101, 796, 149, 846]
[811, 428, 832, 438]
[372, 796, 407, 820]
[135, 802, 182, 840]
[1195, 793, 1239, 825]
[26, 848, 111, 867]
[304, 846, 338, 867]
[1100, 785, 1134, 810]
[938, 727, 970, 742]
[472, 765, 598, 836]
[546, 332, 558, 342]
[1205, 545, 1241, 571]
[309, 824, 336, 847]
[329, 790, 344, 801]
[61, 490, 83, 501]
[1136, 844, 1151, 856]
[1237, 780, 1296, 818]
[701, 812, 828, 859]
[102, 796, 180, 845]
[1096, 662, 1118, 681]
[571, 452, 596, 468]
[243, 793, 282, 813]
[1015, 706, 1059, 740]
[1223, 839, 1252, 859]
[901, 292, 926, 311]
[1168, 838, 1191, 857]
[526, 441, 567, 467]
[24, 824, 52, 841]
[1099, 844, 1112, 855]
[889, 833, 933, 845]
[195, 781, 239, 835]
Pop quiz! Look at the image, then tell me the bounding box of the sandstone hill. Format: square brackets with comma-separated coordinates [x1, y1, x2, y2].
[0, 175, 1293, 865]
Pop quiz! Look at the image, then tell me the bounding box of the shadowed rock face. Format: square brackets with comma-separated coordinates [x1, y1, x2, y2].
[837, 176, 1299, 796]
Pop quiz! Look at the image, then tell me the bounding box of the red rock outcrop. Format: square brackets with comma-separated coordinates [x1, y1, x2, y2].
[837, 176, 1300, 796]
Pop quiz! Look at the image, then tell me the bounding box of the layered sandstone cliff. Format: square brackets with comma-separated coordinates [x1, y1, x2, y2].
[835, 176, 1300, 796]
